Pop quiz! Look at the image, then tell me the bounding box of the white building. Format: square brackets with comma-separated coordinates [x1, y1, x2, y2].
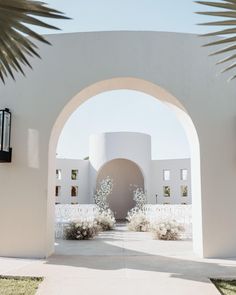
[55, 132, 191, 219]
[2, 31, 236, 258]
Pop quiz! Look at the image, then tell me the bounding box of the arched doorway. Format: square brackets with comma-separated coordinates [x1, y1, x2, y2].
[2, 31, 236, 259]
[96, 159, 144, 220]
[48, 77, 202, 257]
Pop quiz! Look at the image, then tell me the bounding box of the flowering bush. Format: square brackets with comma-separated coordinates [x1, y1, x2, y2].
[151, 220, 185, 240]
[64, 219, 99, 240]
[126, 187, 149, 231]
[94, 177, 113, 212]
[132, 187, 147, 210]
[127, 210, 149, 232]
[95, 209, 116, 231]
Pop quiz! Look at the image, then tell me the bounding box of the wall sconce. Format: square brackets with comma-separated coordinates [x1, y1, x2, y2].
[0, 108, 12, 163]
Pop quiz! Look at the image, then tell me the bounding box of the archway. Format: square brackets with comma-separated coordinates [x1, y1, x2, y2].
[49, 77, 202, 257]
[96, 159, 145, 220]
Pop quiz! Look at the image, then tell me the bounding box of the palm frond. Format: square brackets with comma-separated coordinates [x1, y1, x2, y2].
[0, 0, 70, 83]
[196, 0, 236, 80]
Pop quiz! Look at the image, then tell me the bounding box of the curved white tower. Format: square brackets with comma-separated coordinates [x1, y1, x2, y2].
[89, 132, 152, 201]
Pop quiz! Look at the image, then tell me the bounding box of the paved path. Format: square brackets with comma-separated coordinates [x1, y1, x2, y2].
[1, 224, 236, 295]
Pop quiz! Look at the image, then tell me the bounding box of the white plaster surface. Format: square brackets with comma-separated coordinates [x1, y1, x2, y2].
[89, 132, 151, 200]
[0, 224, 235, 295]
[55, 158, 89, 204]
[1, 31, 236, 258]
[55, 133, 191, 206]
[97, 158, 144, 219]
[150, 159, 191, 204]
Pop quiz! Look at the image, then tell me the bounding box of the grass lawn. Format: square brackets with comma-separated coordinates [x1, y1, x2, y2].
[0, 276, 43, 295]
[212, 279, 236, 295]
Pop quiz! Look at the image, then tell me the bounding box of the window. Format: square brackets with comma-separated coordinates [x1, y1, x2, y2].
[181, 202, 187, 205]
[56, 169, 62, 180]
[71, 186, 78, 197]
[163, 169, 170, 181]
[181, 185, 188, 197]
[181, 169, 188, 181]
[55, 186, 61, 197]
[71, 169, 78, 180]
[163, 186, 170, 197]
[163, 202, 170, 205]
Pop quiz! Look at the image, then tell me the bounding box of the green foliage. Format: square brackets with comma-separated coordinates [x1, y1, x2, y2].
[212, 279, 236, 295]
[196, 0, 236, 80]
[0, 276, 43, 295]
[0, 0, 70, 83]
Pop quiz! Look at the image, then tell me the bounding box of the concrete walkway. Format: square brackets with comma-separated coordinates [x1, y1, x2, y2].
[0, 224, 236, 295]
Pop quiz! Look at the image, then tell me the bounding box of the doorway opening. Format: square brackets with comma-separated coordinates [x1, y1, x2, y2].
[97, 158, 144, 220]
[48, 77, 202, 257]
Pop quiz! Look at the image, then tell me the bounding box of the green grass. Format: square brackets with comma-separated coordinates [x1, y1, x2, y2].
[0, 276, 43, 295]
[212, 279, 236, 295]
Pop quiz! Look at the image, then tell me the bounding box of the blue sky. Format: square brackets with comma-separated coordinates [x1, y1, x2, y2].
[46, 1, 215, 160]
[57, 91, 190, 160]
[38, 0, 214, 35]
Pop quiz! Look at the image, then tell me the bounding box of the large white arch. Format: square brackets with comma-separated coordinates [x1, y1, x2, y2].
[1, 31, 236, 259]
[96, 158, 145, 220]
[48, 77, 202, 256]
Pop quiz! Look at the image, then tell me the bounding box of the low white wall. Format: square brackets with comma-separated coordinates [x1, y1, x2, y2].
[55, 159, 89, 204]
[150, 159, 191, 204]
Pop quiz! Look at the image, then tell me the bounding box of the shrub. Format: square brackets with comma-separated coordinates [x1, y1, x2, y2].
[126, 187, 149, 232]
[94, 177, 113, 212]
[151, 220, 185, 240]
[64, 219, 99, 240]
[132, 187, 147, 210]
[127, 210, 149, 232]
[95, 209, 116, 231]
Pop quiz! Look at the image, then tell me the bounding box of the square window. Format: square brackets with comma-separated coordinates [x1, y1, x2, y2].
[55, 186, 61, 197]
[181, 185, 188, 197]
[181, 169, 188, 181]
[163, 186, 170, 197]
[56, 169, 62, 180]
[71, 201, 79, 205]
[71, 169, 78, 180]
[163, 170, 170, 181]
[71, 186, 78, 197]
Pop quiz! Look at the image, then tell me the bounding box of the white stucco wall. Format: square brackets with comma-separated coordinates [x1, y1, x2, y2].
[150, 159, 191, 205]
[55, 134, 191, 207]
[89, 132, 151, 202]
[55, 159, 89, 204]
[0, 31, 236, 258]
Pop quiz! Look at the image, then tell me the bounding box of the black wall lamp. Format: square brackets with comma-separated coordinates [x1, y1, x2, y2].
[0, 108, 12, 163]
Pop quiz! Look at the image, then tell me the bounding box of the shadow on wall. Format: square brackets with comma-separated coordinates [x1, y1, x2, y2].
[96, 159, 144, 219]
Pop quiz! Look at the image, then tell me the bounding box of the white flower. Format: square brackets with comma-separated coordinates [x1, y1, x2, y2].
[151, 219, 185, 240]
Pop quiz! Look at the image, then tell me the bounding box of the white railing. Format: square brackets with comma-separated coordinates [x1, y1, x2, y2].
[55, 204, 192, 239]
[55, 204, 98, 238]
[144, 205, 192, 239]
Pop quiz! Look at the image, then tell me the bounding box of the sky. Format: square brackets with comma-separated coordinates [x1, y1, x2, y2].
[57, 90, 190, 160]
[36, 0, 215, 35]
[40, 1, 216, 160]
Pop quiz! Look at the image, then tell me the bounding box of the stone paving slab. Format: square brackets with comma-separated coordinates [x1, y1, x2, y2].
[0, 225, 236, 294]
